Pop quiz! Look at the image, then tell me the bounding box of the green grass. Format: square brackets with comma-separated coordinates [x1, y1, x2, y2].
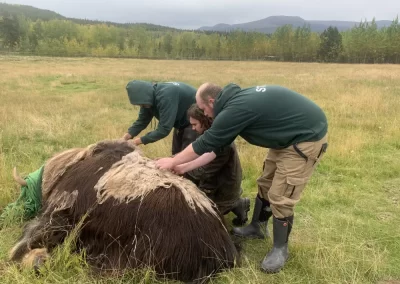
[0, 55, 399, 283]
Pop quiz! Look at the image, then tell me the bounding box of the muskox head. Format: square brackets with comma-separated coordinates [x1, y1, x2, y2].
[9, 140, 239, 283]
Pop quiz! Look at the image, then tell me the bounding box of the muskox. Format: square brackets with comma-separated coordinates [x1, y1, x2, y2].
[9, 140, 239, 283]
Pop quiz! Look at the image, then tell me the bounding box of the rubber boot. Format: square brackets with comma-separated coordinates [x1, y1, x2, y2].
[261, 215, 294, 273]
[232, 195, 272, 239]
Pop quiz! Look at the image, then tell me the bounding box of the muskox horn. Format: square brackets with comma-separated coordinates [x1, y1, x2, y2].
[13, 167, 27, 186]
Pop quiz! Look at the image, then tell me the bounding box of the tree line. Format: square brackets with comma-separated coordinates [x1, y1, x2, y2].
[1, 12, 399, 63]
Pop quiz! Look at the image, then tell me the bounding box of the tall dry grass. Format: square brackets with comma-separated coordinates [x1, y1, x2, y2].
[0, 56, 399, 283]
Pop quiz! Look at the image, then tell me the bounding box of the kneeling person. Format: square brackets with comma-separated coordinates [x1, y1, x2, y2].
[175, 104, 250, 225]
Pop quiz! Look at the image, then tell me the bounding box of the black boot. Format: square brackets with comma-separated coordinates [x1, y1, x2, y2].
[261, 215, 294, 273]
[231, 197, 250, 226]
[231, 196, 272, 239]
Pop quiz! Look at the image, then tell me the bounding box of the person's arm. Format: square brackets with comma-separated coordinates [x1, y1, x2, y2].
[174, 152, 216, 174]
[126, 107, 153, 139]
[156, 143, 199, 170]
[156, 108, 256, 170]
[185, 147, 230, 195]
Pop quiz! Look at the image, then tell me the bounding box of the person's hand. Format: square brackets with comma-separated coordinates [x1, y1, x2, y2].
[155, 158, 175, 170]
[133, 137, 142, 146]
[173, 164, 186, 175]
[122, 133, 132, 140]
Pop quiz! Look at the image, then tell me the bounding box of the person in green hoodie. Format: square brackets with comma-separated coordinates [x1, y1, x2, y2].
[156, 82, 328, 274]
[175, 104, 250, 226]
[122, 80, 198, 155]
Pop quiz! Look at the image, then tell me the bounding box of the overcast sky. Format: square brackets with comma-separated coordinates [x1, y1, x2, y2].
[3, 0, 399, 29]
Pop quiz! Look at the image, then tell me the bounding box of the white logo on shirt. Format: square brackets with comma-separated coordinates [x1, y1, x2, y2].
[256, 86, 267, 92]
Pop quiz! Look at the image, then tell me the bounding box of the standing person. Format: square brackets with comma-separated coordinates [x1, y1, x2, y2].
[175, 104, 250, 226]
[156, 82, 328, 273]
[122, 80, 198, 155]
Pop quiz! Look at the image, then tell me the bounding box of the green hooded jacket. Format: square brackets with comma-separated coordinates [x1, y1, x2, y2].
[192, 84, 328, 155]
[126, 81, 196, 145]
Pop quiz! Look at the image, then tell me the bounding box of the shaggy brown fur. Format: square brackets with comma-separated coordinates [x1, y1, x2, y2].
[42, 140, 135, 201]
[95, 151, 220, 219]
[10, 140, 239, 283]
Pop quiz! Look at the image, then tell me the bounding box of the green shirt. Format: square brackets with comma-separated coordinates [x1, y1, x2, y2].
[126, 81, 196, 145]
[193, 84, 328, 155]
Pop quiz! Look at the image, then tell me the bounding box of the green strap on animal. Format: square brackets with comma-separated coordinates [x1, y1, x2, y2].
[0, 166, 44, 227]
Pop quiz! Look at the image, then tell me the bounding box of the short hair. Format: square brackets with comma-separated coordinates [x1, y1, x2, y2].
[187, 104, 212, 130]
[198, 83, 222, 103]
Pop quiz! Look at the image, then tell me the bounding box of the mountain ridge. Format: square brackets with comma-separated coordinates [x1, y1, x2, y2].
[0, 3, 395, 33]
[199, 15, 394, 33]
[0, 3, 181, 32]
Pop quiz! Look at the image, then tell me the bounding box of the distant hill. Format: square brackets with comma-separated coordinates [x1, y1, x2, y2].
[0, 2, 65, 21]
[199, 15, 394, 33]
[0, 3, 180, 32]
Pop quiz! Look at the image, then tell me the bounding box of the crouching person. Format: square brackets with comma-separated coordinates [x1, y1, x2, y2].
[174, 104, 250, 225]
[122, 80, 198, 155]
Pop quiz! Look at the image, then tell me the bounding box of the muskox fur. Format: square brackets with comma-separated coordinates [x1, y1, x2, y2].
[9, 140, 239, 283]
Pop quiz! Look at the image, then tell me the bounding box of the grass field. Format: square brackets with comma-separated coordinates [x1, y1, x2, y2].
[0, 56, 399, 284]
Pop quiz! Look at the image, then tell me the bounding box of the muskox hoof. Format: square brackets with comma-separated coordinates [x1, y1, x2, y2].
[21, 248, 49, 273]
[231, 197, 251, 226]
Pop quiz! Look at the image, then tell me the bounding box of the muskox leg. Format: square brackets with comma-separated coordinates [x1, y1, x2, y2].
[9, 218, 45, 262]
[9, 212, 71, 266]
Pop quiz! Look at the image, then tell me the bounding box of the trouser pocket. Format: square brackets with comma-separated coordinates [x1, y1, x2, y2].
[285, 176, 306, 200]
[268, 176, 306, 218]
[313, 142, 328, 165]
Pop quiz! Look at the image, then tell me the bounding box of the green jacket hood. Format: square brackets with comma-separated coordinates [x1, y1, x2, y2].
[126, 80, 155, 106]
[214, 83, 241, 116]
